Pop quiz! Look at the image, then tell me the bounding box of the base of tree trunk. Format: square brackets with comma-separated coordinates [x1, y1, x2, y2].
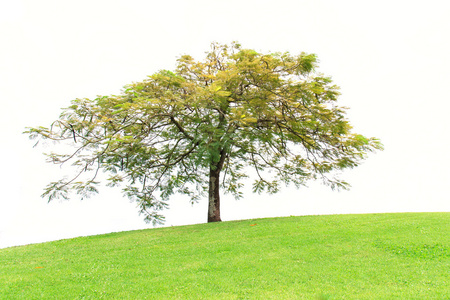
[207, 168, 222, 223]
[208, 215, 222, 223]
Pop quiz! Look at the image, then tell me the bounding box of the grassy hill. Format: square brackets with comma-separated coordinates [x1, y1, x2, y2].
[1, 213, 449, 299]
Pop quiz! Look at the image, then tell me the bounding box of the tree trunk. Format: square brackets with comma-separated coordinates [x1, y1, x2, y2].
[207, 149, 227, 223]
[207, 166, 222, 222]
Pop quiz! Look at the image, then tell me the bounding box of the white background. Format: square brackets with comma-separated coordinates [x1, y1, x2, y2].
[1, 0, 449, 248]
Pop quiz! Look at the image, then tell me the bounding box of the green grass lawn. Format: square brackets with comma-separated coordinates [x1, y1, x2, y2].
[1, 212, 449, 299]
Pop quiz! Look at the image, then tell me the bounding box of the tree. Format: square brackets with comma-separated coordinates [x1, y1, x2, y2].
[25, 42, 382, 224]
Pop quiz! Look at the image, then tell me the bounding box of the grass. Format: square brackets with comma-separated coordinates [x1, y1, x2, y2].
[0, 212, 449, 299]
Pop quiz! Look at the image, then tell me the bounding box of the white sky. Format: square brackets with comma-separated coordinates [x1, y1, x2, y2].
[1, 0, 449, 248]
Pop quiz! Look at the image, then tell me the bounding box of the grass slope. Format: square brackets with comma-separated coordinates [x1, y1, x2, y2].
[1, 213, 449, 299]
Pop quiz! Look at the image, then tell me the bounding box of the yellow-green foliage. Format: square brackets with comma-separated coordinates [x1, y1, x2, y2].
[25, 42, 382, 224]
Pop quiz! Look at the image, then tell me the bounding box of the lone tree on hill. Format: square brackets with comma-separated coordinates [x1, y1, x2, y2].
[25, 42, 382, 224]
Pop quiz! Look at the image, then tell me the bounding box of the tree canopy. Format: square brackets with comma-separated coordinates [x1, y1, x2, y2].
[25, 42, 382, 224]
